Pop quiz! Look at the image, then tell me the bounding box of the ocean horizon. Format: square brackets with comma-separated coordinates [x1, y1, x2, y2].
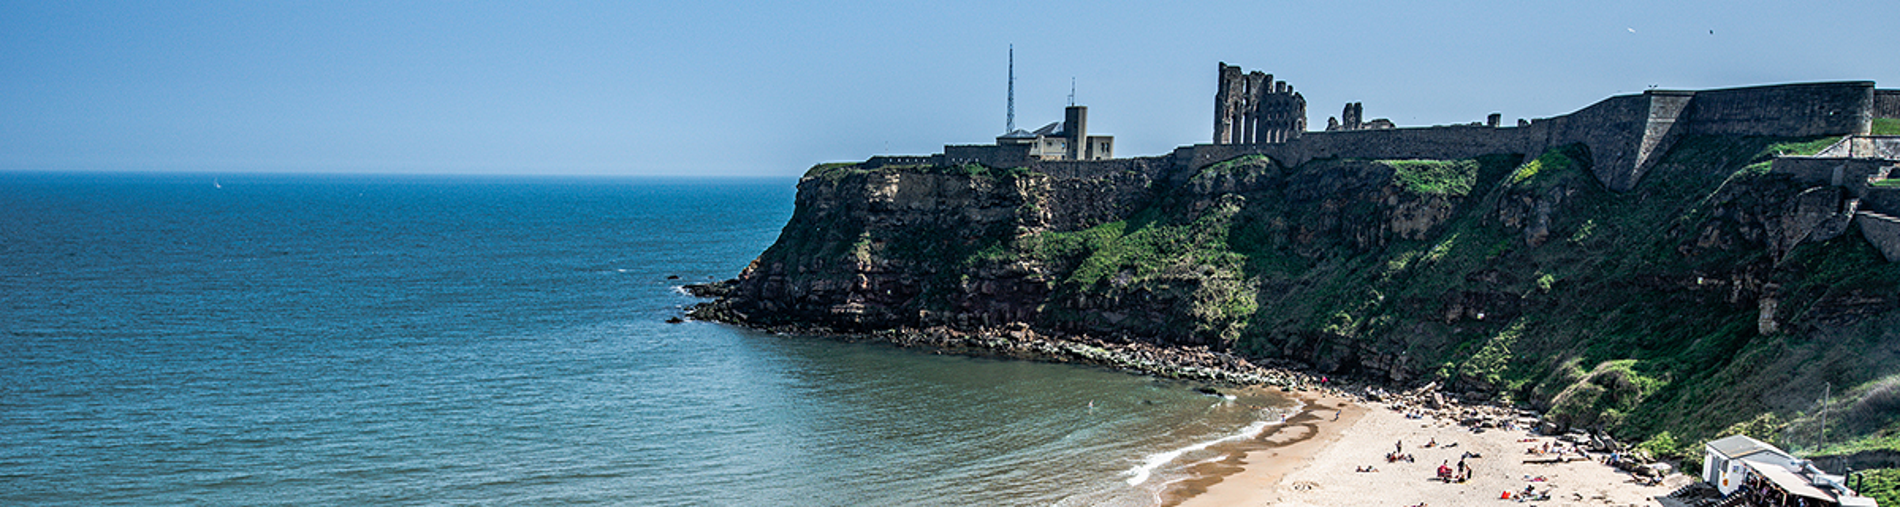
[0, 171, 1291, 505]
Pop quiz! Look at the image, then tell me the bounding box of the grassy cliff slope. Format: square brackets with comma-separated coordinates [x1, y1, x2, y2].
[706, 135, 1900, 462]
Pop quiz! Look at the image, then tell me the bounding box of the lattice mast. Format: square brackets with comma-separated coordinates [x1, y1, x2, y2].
[1006, 45, 1015, 133]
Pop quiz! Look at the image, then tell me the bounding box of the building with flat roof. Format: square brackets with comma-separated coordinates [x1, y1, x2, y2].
[1703, 435, 1878, 506]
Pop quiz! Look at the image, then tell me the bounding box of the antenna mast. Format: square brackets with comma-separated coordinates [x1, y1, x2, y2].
[1069, 77, 1075, 107]
[1006, 45, 1015, 133]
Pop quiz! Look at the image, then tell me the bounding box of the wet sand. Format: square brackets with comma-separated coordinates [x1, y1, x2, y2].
[1173, 390, 1682, 507]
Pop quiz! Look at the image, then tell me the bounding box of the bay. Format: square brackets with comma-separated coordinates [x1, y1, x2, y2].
[0, 172, 1289, 506]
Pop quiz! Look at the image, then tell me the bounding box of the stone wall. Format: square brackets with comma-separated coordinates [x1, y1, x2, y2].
[1871, 89, 1900, 120]
[945, 144, 1031, 168]
[862, 155, 942, 169]
[1772, 157, 1896, 196]
[1292, 124, 1538, 164]
[1030, 157, 1180, 231]
[1856, 211, 1900, 262]
[1863, 187, 1900, 217]
[940, 81, 1885, 195]
[1680, 81, 1875, 137]
[1527, 94, 1657, 191]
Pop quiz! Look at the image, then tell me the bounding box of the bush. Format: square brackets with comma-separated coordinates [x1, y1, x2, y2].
[1858, 468, 1900, 507]
[1385, 159, 1479, 196]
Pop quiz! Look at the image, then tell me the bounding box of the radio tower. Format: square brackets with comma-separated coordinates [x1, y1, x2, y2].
[1006, 45, 1015, 133]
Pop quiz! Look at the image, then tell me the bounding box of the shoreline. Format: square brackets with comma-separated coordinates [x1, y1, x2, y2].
[1164, 388, 1366, 507]
[682, 306, 1685, 506]
[682, 304, 1320, 389]
[1170, 391, 1684, 507]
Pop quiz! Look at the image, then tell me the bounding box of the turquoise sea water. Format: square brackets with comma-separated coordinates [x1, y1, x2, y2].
[0, 172, 1290, 506]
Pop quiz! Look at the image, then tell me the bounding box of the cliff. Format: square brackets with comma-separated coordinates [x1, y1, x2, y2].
[694, 130, 1900, 453]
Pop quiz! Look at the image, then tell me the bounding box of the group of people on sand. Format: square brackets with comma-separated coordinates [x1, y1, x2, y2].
[1436, 457, 1472, 483]
[1525, 438, 1590, 462]
[1501, 484, 1552, 502]
[1378, 438, 1476, 483]
[1386, 440, 1416, 463]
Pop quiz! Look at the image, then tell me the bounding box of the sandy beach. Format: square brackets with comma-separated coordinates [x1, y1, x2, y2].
[1173, 389, 1686, 507]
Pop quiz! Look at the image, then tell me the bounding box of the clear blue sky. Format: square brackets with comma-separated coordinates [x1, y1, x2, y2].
[5, 1, 1897, 176]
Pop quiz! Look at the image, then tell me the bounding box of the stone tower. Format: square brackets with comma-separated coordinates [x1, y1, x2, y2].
[1064, 106, 1087, 160]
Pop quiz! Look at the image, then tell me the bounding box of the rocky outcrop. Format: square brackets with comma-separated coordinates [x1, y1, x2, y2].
[696, 136, 1900, 445]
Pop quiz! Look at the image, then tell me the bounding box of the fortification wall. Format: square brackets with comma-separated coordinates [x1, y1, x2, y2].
[1031, 156, 1174, 181]
[1527, 94, 1656, 191]
[1290, 124, 1539, 165]
[1683, 82, 1874, 137]
[1876, 90, 1900, 120]
[1863, 187, 1900, 218]
[1857, 211, 1900, 262]
[1171, 144, 1297, 172]
[939, 82, 1886, 194]
[1028, 156, 1179, 232]
[1773, 157, 1895, 194]
[945, 144, 1032, 168]
[862, 155, 942, 169]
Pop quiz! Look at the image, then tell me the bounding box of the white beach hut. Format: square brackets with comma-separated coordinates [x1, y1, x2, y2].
[1704, 435, 1796, 495]
[1702, 434, 1879, 506]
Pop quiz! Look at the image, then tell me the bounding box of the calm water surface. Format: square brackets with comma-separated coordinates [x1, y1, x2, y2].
[0, 172, 1290, 506]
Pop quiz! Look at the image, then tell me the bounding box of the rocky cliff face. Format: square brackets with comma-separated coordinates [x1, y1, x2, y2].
[696, 135, 1900, 444]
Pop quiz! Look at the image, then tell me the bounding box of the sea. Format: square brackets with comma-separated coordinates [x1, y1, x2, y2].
[0, 172, 1294, 506]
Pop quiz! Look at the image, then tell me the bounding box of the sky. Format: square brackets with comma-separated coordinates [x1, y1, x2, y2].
[4, 1, 1898, 177]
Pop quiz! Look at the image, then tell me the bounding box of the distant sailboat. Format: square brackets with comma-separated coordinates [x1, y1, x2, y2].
[214, 178, 222, 189]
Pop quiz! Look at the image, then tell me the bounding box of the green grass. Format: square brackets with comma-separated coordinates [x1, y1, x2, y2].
[806, 162, 870, 182]
[1872, 117, 1900, 136]
[1385, 159, 1479, 195]
[1858, 468, 1900, 507]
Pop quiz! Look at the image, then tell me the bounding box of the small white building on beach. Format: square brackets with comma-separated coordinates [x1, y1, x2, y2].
[1702, 435, 1878, 507]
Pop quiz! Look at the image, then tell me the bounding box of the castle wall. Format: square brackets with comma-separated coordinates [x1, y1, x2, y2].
[1029, 157, 1179, 231]
[1681, 82, 1874, 137]
[1171, 143, 1296, 173]
[945, 144, 1031, 168]
[1528, 94, 1656, 191]
[1290, 124, 1540, 165]
[937, 81, 1885, 196]
[1876, 90, 1900, 120]
[1856, 211, 1900, 262]
[861, 155, 943, 169]
[1773, 157, 1895, 195]
[1862, 187, 1900, 218]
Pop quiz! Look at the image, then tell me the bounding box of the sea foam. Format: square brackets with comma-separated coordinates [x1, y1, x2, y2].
[1123, 401, 1305, 486]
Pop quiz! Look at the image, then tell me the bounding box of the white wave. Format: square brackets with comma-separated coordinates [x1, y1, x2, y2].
[1123, 400, 1306, 487]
